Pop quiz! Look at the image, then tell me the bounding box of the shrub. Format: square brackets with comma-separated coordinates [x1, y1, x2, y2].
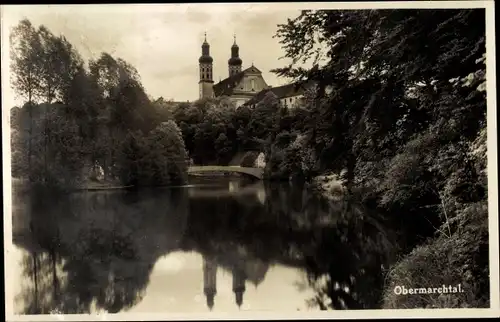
[382, 201, 489, 309]
[240, 151, 260, 167]
[116, 121, 189, 187]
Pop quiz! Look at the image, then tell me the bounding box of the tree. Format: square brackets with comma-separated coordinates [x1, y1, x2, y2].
[147, 120, 189, 186]
[172, 97, 242, 165]
[10, 20, 44, 180]
[116, 121, 189, 187]
[247, 92, 282, 143]
[214, 133, 232, 164]
[272, 9, 485, 189]
[88, 52, 155, 179]
[117, 131, 147, 186]
[271, 8, 487, 309]
[9, 20, 194, 190]
[9, 19, 43, 104]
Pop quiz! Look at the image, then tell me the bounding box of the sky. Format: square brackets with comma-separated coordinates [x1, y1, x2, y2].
[1, 2, 489, 111]
[128, 251, 316, 313]
[1, 4, 301, 109]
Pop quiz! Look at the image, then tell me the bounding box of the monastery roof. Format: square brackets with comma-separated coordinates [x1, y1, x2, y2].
[244, 80, 315, 106]
[155, 98, 190, 107]
[162, 101, 188, 105]
[213, 65, 262, 97]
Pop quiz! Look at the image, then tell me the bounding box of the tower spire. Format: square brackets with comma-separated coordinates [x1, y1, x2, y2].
[199, 32, 214, 98]
[232, 264, 246, 310]
[203, 255, 217, 311]
[228, 34, 242, 77]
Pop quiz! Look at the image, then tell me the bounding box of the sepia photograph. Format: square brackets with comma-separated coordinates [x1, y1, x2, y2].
[1, 1, 498, 320]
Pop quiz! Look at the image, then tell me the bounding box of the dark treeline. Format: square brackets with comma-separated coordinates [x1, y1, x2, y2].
[154, 91, 289, 167]
[267, 9, 489, 309]
[10, 20, 189, 189]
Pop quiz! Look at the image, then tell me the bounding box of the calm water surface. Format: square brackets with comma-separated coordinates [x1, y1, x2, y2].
[11, 176, 402, 314]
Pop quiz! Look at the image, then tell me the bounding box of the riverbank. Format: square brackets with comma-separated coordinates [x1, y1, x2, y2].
[76, 181, 134, 191]
[11, 177, 133, 193]
[11, 176, 219, 193]
[309, 171, 490, 309]
[382, 200, 489, 308]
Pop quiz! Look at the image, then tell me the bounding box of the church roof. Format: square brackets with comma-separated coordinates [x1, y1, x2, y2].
[244, 80, 314, 106]
[154, 98, 190, 107]
[245, 65, 262, 74]
[213, 65, 263, 97]
[168, 101, 190, 106]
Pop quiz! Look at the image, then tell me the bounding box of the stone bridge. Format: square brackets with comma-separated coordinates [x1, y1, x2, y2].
[187, 166, 264, 180]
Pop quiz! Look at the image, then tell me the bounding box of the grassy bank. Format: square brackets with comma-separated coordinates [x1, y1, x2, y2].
[382, 201, 489, 308]
[311, 173, 490, 309]
[11, 176, 133, 193]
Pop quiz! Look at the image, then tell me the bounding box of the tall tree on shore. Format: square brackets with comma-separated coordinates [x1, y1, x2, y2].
[271, 8, 487, 309]
[90, 54, 155, 160]
[10, 19, 44, 180]
[37, 27, 82, 105]
[271, 9, 485, 191]
[10, 19, 44, 104]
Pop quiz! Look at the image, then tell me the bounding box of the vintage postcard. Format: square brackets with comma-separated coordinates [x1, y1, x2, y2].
[2, 1, 498, 320]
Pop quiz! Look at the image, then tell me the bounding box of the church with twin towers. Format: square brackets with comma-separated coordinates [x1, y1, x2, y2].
[198, 33, 310, 109]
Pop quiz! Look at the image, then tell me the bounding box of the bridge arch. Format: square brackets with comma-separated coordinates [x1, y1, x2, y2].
[187, 166, 264, 180]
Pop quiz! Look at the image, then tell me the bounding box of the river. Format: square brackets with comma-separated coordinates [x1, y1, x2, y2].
[10, 175, 403, 314]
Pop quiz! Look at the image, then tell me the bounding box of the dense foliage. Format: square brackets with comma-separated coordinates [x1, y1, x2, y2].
[10, 19, 188, 189]
[269, 9, 488, 309]
[166, 91, 312, 172]
[117, 121, 189, 186]
[170, 97, 242, 165]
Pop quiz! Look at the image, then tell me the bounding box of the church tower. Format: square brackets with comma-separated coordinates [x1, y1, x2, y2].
[203, 255, 217, 311]
[232, 263, 246, 309]
[199, 33, 214, 99]
[228, 34, 242, 77]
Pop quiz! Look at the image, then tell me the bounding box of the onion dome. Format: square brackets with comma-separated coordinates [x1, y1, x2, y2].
[199, 32, 213, 64]
[199, 55, 213, 64]
[228, 34, 242, 66]
[228, 56, 242, 65]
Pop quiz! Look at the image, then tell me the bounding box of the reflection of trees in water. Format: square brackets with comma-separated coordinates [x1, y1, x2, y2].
[14, 182, 398, 313]
[184, 193, 313, 267]
[269, 187, 400, 310]
[14, 188, 189, 314]
[185, 183, 399, 310]
[16, 251, 62, 314]
[14, 191, 64, 314]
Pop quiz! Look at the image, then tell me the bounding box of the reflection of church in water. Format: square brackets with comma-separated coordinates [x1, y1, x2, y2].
[202, 253, 269, 310]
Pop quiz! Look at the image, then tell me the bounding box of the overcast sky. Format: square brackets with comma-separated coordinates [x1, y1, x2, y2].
[1, 4, 303, 109]
[1, 2, 488, 111]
